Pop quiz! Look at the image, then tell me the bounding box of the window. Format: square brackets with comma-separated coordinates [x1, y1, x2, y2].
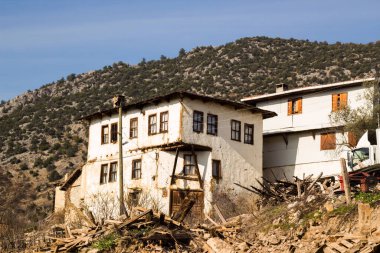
[244, 124, 254, 145]
[132, 159, 142, 179]
[128, 191, 140, 207]
[321, 132, 336, 150]
[148, 114, 157, 135]
[109, 162, 117, 182]
[231, 120, 241, 141]
[183, 154, 196, 175]
[193, 111, 204, 133]
[130, 118, 138, 138]
[332, 93, 347, 112]
[348, 132, 358, 147]
[207, 114, 218, 135]
[287, 97, 302, 115]
[101, 125, 109, 144]
[160, 111, 169, 133]
[110, 123, 118, 143]
[212, 160, 221, 180]
[100, 164, 108, 184]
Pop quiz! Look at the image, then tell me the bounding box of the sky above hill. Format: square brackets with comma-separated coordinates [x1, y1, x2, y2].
[0, 0, 379, 101]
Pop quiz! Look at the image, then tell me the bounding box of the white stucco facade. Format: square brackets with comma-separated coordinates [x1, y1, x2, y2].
[242, 78, 376, 180]
[57, 92, 273, 220]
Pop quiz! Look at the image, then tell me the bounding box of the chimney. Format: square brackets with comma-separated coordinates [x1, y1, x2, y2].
[276, 83, 288, 93]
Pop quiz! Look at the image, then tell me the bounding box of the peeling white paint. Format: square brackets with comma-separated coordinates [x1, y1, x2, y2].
[58, 96, 266, 219]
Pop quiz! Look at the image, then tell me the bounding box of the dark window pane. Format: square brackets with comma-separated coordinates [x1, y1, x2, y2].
[193, 111, 204, 133]
[207, 114, 218, 135]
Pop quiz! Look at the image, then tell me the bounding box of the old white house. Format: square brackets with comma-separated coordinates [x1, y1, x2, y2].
[242, 78, 376, 180]
[56, 91, 275, 220]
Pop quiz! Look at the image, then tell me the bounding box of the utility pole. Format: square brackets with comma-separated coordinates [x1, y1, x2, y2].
[113, 95, 126, 216]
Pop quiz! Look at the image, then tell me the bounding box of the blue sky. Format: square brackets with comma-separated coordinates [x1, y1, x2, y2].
[0, 0, 379, 101]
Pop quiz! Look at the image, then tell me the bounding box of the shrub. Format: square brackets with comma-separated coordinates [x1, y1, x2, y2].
[354, 192, 380, 204]
[48, 170, 61, 182]
[92, 233, 117, 251]
[20, 163, 29, 171]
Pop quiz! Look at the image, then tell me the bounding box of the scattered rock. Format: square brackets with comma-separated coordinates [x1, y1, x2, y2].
[306, 195, 316, 203]
[324, 202, 334, 212]
[207, 237, 234, 253]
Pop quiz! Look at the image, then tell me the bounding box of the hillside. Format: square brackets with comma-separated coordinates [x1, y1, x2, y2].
[0, 36, 379, 228]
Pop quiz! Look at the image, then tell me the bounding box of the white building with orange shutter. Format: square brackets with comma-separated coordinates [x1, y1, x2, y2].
[242, 78, 376, 180]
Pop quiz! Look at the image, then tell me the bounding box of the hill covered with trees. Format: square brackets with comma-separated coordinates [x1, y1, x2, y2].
[0, 36, 379, 229]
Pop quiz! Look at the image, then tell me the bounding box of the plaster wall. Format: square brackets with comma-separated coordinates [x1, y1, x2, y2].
[79, 97, 265, 218]
[263, 131, 351, 180]
[87, 99, 182, 161]
[256, 85, 368, 133]
[54, 187, 65, 211]
[181, 98, 263, 196]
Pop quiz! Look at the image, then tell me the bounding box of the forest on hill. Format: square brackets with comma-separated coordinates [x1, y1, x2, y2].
[0, 36, 379, 229]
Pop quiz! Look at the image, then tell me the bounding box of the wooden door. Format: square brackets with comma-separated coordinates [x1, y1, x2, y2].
[170, 190, 204, 221]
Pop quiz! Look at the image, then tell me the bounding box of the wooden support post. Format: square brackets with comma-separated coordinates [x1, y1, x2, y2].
[170, 148, 180, 185]
[113, 95, 127, 217]
[296, 180, 302, 198]
[340, 158, 352, 204]
[191, 145, 203, 189]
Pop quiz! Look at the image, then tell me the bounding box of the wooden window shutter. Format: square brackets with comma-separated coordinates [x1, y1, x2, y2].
[287, 100, 292, 115]
[348, 131, 357, 147]
[332, 94, 337, 112]
[341, 93, 348, 108]
[297, 98, 302, 113]
[321, 132, 336, 150]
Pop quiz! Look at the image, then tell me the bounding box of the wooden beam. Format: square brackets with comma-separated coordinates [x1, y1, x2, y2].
[340, 158, 352, 204]
[213, 204, 226, 224]
[172, 175, 199, 181]
[170, 148, 180, 185]
[191, 144, 203, 189]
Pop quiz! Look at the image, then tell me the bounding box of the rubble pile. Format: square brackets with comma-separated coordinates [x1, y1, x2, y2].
[235, 172, 332, 206]
[32, 207, 255, 253]
[23, 174, 380, 253]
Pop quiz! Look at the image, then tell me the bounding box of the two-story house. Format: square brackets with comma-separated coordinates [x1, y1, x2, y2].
[242, 78, 376, 181]
[55, 91, 275, 220]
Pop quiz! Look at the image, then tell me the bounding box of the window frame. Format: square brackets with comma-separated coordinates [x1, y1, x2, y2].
[231, 120, 241, 141]
[100, 164, 108, 184]
[160, 111, 169, 133]
[212, 159, 221, 180]
[193, 111, 204, 133]
[101, 125, 109, 144]
[109, 162, 117, 183]
[287, 97, 303, 115]
[129, 118, 138, 139]
[148, 114, 157, 135]
[183, 154, 196, 175]
[320, 132, 336, 150]
[207, 114, 218, 136]
[110, 123, 118, 143]
[244, 124, 254, 145]
[132, 159, 142, 179]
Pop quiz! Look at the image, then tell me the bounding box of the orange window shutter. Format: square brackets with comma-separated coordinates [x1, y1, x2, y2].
[332, 94, 337, 112]
[321, 134, 326, 150]
[297, 98, 302, 113]
[348, 132, 357, 147]
[341, 93, 348, 108]
[287, 100, 292, 115]
[329, 133, 336, 149]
